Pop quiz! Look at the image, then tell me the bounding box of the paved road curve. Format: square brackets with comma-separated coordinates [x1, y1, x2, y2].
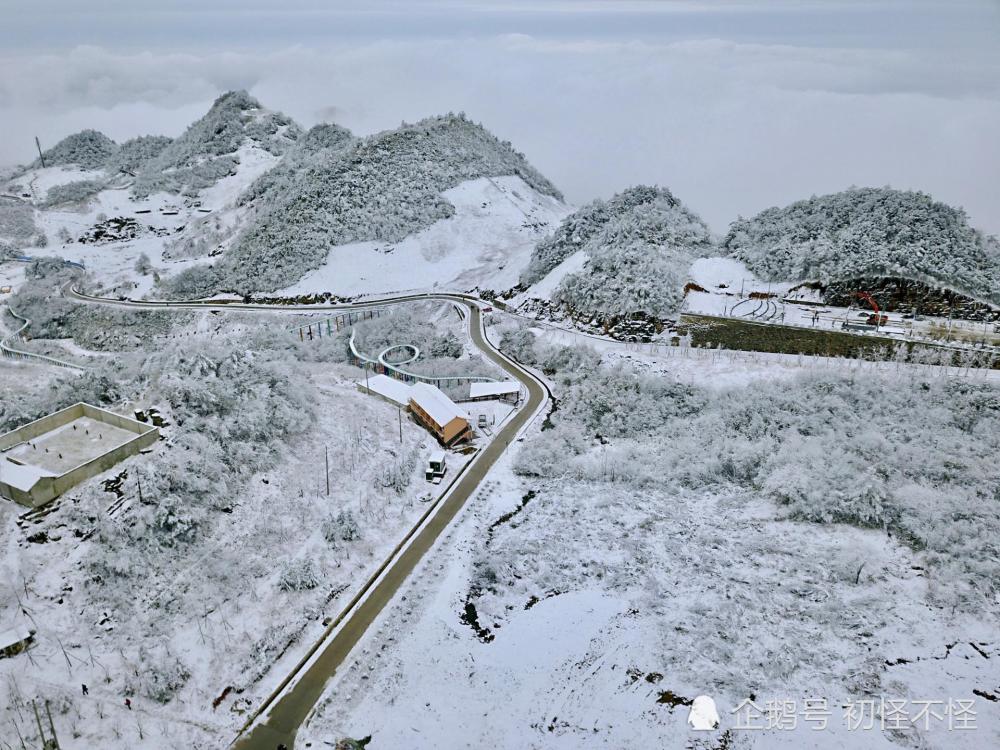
[66, 287, 549, 749]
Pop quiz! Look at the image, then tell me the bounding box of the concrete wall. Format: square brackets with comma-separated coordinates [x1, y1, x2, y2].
[0, 403, 86, 451]
[0, 403, 159, 508]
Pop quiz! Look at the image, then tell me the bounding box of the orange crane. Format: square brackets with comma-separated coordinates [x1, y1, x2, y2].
[855, 291, 888, 327]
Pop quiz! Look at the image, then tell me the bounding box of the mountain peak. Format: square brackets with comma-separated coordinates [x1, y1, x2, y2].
[131, 90, 303, 196]
[35, 129, 117, 170]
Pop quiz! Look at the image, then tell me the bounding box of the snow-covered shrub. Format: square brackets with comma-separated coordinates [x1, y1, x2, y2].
[323, 510, 362, 544]
[160, 262, 229, 299]
[499, 327, 538, 365]
[537, 343, 601, 380]
[278, 558, 321, 591]
[723, 187, 1000, 305]
[130, 648, 191, 704]
[429, 331, 462, 358]
[105, 134, 172, 175]
[43, 179, 105, 207]
[0, 196, 43, 247]
[151, 498, 202, 546]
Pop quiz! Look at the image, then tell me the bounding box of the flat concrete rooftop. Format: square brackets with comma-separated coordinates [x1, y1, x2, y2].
[4, 416, 137, 475]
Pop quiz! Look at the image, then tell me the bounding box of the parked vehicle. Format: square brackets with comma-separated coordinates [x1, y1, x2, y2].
[478, 414, 489, 429]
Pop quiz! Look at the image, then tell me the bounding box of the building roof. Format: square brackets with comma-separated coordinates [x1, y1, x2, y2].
[469, 381, 520, 399]
[0, 458, 54, 492]
[0, 626, 34, 651]
[361, 374, 413, 407]
[409, 383, 469, 427]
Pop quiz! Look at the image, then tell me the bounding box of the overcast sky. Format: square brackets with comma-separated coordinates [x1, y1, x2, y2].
[2, 0, 998, 234]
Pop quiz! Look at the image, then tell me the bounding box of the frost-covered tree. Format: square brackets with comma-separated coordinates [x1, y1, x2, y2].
[43, 179, 106, 207]
[322, 510, 362, 544]
[135, 252, 153, 275]
[105, 134, 172, 175]
[499, 326, 538, 365]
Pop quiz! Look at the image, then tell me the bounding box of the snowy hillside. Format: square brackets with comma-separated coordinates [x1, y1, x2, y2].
[0, 92, 311, 299]
[279, 176, 571, 296]
[238, 122, 356, 209]
[516, 185, 715, 323]
[723, 187, 1000, 305]
[205, 113, 563, 295]
[131, 90, 301, 197]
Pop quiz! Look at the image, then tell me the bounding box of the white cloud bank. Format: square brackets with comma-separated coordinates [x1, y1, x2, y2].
[1, 23, 998, 236]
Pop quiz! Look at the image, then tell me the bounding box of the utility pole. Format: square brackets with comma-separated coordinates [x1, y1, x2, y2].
[398, 407, 403, 444]
[325, 446, 330, 497]
[364, 362, 369, 391]
[34, 137, 45, 168]
[44, 701, 59, 750]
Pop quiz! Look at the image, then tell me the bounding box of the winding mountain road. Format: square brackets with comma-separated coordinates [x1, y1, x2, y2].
[65, 286, 549, 749]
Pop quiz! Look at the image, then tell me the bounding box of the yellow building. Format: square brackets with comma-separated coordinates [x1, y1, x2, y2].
[408, 383, 471, 446]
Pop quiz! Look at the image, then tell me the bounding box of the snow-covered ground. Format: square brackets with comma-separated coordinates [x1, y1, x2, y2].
[5, 165, 108, 204]
[683, 257, 1000, 349]
[280, 176, 572, 297]
[522, 249, 588, 301]
[299, 351, 1000, 750]
[0, 354, 487, 747]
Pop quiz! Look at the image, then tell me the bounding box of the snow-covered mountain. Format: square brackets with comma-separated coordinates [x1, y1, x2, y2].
[3, 94, 570, 301]
[204, 112, 564, 295]
[514, 185, 714, 324]
[723, 187, 1000, 305]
